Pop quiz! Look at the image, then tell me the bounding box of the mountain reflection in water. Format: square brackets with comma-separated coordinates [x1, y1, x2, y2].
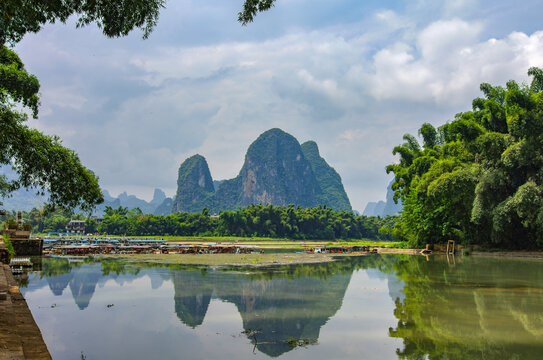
[19, 255, 543, 360]
[172, 268, 351, 356]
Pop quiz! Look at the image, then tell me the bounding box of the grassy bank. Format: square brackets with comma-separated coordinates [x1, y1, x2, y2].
[160, 237, 402, 249]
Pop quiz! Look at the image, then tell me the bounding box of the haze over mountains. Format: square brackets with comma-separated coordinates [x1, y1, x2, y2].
[97, 188, 172, 216]
[0, 166, 172, 215]
[363, 181, 402, 217]
[172, 128, 352, 213]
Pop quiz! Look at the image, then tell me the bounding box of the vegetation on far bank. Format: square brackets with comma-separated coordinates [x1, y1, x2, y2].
[388, 68, 543, 250]
[1, 204, 400, 242]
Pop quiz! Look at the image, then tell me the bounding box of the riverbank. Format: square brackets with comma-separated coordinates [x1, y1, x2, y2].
[0, 264, 51, 359]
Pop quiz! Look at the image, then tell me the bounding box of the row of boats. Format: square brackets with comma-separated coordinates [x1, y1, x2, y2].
[42, 237, 260, 255]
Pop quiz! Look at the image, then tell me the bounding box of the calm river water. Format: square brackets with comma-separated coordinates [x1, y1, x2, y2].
[18, 254, 543, 360]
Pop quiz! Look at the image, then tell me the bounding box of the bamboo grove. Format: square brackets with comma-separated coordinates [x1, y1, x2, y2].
[387, 68, 543, 249]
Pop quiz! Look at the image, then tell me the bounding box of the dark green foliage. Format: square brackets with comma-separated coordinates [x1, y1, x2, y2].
[0, 46, 39, 117]
[388, 68, 543, 249]
[1, 0, 165, 44]
[301, 141, 352, 211]
[238, 0, 276, 25]
[0, 45, 103, 212]
[140, 204, 398, 240]
[13, 203, 399, 240]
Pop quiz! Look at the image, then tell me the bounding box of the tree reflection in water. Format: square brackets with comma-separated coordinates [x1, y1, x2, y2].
[387, 255, 543, 360]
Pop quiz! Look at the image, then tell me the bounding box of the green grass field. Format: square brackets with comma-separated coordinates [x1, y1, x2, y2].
[158, 236, 402, 249]
[36, 232, 403, 248]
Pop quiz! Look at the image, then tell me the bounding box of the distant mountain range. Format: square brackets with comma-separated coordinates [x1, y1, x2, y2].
[172, 128, 352, 213]
[363, 181, 402, 217]
[95, 188, 173, 216]
[0, 166, 48, 211]
[1, 165, 172, 215]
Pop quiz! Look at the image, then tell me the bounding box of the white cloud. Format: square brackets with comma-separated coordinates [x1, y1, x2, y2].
[13, 1, 543, 211]
[367, 22, 543, 106]
[337, 129, 368, 144]
[417, 18, 483, 61]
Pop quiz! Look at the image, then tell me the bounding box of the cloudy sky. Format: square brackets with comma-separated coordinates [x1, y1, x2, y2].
[14, 0, 543, 211]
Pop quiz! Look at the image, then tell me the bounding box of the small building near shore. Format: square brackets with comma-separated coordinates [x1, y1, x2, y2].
[66, 220, 85, 234]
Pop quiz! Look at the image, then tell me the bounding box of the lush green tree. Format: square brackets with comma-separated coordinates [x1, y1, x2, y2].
[0, 44, 97, 207]
[388, 68, 543, 249]
[1, 0, 166, 45]
[1, 0, 273, 44]
[45, 203, 399, 239]
[0, 0, 174, 210]
[41, 212, 70, 232]
[238, 0, 276, 25]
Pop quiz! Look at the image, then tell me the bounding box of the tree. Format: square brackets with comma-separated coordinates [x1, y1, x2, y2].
[388, 68, 543, 249]
[1, 0, 275, 45]
[1, 0, 166, 45]
[0, 0, 169, 211]
[0, 45, 103, 211]
[238, 0, 276, 25]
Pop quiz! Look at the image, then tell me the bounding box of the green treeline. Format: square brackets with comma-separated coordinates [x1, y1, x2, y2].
[387, 68, 543, 249]
[1, 204, 398, 240]
[86, 204, 398, 240]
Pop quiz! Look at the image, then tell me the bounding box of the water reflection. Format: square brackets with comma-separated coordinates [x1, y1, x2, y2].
[23, 256, 373, 358]
[170, 268, 352, 356]
[388, 255, 543, 360]
[172, 270, 213, 328]
[18, 254, 543, 359]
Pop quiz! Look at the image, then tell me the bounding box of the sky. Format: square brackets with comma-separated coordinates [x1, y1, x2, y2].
[13, 0, 543, 212]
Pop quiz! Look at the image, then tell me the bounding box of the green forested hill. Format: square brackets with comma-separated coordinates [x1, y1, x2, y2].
[301, 141, 352, 211]
[173, 129, 352, 213]
[172, 155, 215, 213]
[236, 129, 320, 208]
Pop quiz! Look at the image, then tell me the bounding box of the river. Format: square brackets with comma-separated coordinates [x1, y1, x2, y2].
[18, 254, 543, 359]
